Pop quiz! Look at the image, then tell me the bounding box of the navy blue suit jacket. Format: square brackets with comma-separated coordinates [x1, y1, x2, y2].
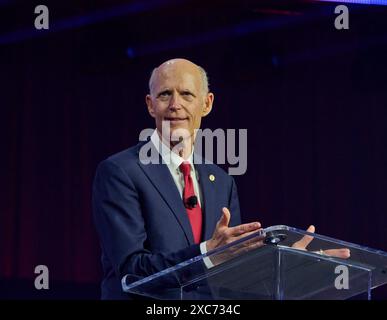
[92, 141, 241, 299]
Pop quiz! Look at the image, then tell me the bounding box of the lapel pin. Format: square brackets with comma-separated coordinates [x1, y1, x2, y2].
[209, 174, 215, 182]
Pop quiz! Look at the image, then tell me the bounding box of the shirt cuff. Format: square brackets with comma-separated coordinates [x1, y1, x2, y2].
[200, 241, 215, 269]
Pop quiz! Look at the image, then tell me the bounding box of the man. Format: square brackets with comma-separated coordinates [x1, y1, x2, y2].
[92, 59, 263, 299]
[92, 58, 349, 300]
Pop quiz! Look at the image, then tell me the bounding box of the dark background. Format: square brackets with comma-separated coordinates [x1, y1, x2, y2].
[1, 0, 387, 299]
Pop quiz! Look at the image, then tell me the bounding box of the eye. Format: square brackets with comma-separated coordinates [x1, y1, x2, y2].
[158, 90, 171, 98]
[181, 91, 196, 100]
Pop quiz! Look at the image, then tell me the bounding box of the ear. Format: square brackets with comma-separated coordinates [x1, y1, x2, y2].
[146, 94, 156, 118]
[201, 92, 214, 117]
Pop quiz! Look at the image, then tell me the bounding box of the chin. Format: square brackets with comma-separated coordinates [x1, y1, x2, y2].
[170, 127, 193, 141]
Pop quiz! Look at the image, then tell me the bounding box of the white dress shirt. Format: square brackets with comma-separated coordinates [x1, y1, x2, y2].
[150, 130, 214, 268]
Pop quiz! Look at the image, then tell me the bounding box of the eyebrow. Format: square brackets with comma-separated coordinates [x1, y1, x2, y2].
[156, 89, 172, 97]
[181, 89, 196, 97]
[156, 88, 197, 97]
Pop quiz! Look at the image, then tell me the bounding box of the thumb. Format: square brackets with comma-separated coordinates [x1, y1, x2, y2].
[218, 207, 231, 228]
[292, 225, 316, 250]
[298, 225, 316, 248]
[306, 225, 315, 234]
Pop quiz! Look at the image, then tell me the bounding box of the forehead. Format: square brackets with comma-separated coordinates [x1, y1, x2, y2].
[152, 64, 202, 91]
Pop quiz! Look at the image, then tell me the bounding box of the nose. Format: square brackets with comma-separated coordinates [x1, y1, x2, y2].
[168, 92, 182, 110]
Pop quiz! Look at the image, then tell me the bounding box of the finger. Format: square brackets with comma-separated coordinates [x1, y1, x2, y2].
[324, 248, 351, 259]
[245, 239, 265, 250]
[292, 225, 315, 249]
[233, 239, 265, 255]
[229, 221, 261, 237]
[233, 228, 264, 243]
[225, 229, 264, 255]
[217, 207, 231, 228]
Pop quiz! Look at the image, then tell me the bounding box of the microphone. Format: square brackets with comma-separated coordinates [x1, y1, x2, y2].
[185, 195, 198, 209]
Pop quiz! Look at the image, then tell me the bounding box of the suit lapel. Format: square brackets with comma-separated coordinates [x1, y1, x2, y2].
[194, 159, 217, 241]
[137, 144, 195, 245]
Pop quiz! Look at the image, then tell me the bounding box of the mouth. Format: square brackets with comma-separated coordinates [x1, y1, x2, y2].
[164, 117, 188, 123]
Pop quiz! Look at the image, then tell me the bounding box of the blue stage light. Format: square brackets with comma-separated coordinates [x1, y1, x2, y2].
[316, 0, 387, 5]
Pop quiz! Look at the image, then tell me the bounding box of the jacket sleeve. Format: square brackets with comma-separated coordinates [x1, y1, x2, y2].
[92, 159, 201, 281]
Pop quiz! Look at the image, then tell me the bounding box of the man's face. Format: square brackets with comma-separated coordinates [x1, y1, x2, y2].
[146, 60, 214, 143]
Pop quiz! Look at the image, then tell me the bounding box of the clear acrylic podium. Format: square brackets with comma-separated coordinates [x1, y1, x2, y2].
[122, 225, 387, 300]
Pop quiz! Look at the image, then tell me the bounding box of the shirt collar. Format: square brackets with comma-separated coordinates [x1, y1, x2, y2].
[150, 130, 194, 173]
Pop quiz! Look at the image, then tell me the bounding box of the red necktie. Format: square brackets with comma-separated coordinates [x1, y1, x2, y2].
[179, 162, 202, 244]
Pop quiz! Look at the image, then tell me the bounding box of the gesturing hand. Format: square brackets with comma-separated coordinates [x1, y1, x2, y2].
[291, 225, 351, 259]
[205, 207, 265, 265]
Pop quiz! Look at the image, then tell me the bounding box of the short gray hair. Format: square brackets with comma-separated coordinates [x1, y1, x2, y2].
[148, 64, 209, 95]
